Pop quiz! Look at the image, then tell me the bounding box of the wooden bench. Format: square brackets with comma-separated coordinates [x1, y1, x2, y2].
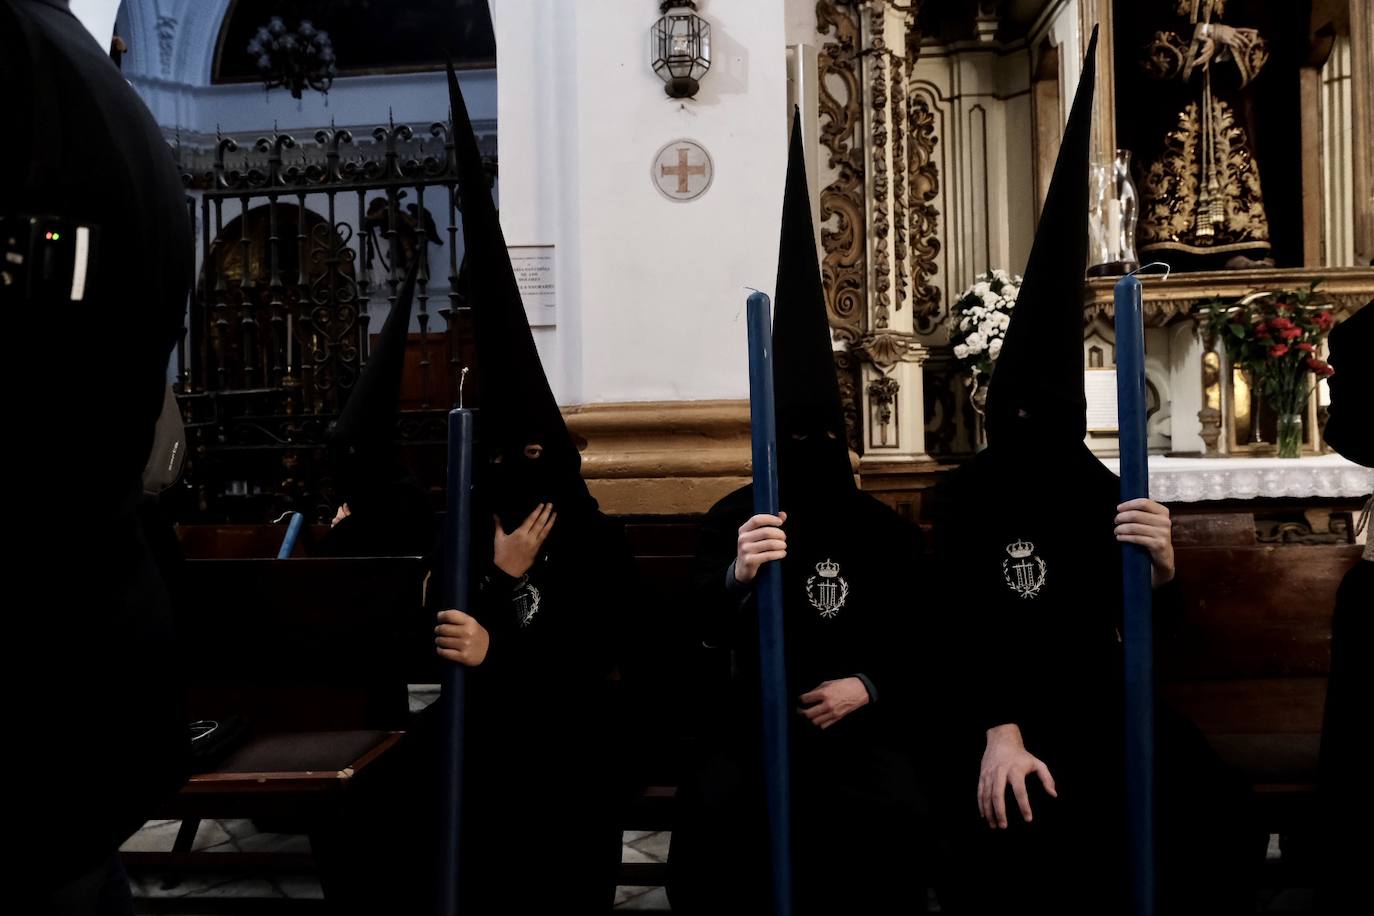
[176, 523, 329, 560]
[141, 521, 705, 891]
[123, 556, 427, 890]
[1160, 544, 1361, 849]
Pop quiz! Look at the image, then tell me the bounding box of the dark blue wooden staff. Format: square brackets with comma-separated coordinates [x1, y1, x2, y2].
[745, 291, 794, 916]
[1115, 272, 1156, 916]
[437, 407, 475, 916]
[276, 512, 304, 559]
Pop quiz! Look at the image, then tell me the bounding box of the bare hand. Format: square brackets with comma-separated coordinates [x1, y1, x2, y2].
[1115, 498, 1174, 587]
[331, 503, 351, 528]
[978, 723, 1057, 829]
[435, 610, 490, 666]
[734, 512, 788, 584]
[797, 677, 869, 729]
[494, 503, 556, 578]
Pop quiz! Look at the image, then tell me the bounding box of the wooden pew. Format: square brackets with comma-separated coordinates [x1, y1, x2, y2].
[1160, 544, 1361, 843]
[176, 523, 331, 560]
[124, 556, 427, 885]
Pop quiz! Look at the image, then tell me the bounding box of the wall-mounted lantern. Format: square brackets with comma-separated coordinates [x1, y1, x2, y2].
[650, 2, 711, 99]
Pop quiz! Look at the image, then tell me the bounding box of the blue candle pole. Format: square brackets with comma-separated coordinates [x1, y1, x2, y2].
[745, 291, 794, 916]
[437, 407, 474, 916]
[276, 512, 304, 560]
[1114, 273, 1156, 916]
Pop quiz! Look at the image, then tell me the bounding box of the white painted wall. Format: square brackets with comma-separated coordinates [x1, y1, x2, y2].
[494, 0, 789, 405]
[784, 0, 818, 47]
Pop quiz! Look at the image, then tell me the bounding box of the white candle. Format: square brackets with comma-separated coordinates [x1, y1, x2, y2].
[286, 313, 294, 373]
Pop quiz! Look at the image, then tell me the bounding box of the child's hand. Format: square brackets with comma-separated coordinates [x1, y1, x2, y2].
[493, 504, 556, 577]
[435, 610, 490, 666]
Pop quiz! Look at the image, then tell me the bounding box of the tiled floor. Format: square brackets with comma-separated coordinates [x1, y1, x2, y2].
[120, 816, 1321, 914]
[121, 818, 672, 912]
[119, 687, 1312, 913]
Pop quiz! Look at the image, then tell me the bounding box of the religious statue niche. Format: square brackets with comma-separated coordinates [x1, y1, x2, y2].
[1115, 0, 1310, 271]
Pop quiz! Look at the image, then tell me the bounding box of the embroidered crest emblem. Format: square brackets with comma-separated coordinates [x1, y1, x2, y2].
[1002, 538, 1048, 599]
[513, 577, 542, 627]
[805, 558, 849, 618]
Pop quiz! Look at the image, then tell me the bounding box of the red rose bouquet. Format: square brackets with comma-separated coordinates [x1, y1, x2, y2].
[1198, 282, 1335, 458]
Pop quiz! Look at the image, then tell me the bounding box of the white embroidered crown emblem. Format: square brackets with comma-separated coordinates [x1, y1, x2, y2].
[1002, 538, 1047, 599]
[805, 558, 848, 618]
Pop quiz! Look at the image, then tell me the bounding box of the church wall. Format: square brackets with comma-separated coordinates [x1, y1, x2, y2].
[489, 0, 789, 513]
[493, 0, 789, 406]
[784, 0, 819, 48]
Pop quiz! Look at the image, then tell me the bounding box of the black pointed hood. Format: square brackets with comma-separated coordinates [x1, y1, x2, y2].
[772, 110, 855, 500]
[1322, 301, 1373, 467]
[985, 26, 1098, 445]
[327, 263, 418, 500]
[447, 63, 590, 527]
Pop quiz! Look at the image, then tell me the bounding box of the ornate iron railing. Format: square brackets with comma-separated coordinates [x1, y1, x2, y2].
[171, 118, 494, 523]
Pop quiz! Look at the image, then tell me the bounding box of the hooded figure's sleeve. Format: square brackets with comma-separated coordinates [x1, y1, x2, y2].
[690, 489, 754, 652]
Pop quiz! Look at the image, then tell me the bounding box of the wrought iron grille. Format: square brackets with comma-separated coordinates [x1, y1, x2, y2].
[171, 117, 494, 524]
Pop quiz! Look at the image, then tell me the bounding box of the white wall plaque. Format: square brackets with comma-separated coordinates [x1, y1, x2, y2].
[508, 244, 556, 327]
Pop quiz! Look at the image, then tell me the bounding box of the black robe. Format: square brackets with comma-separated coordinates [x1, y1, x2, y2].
[1316, 553, 1372, 913]
[930, 447, 1253, 915]
[4, 0, 191, 891]
[667, 485, 930, 915]
[459, 505, 636, 912]
[346, 503, 636, 916]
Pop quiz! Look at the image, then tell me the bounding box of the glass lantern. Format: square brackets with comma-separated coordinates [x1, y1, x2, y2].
[650, 2, 711, 99]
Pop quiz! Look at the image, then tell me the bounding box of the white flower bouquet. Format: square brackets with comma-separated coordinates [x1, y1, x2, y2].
[947, 268, 1022, 386]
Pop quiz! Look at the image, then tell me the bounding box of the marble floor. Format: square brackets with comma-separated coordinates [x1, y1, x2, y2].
[117, 691, 1312, 914]
[121, 818, 671, 912]
[118, 817, 1320, 915]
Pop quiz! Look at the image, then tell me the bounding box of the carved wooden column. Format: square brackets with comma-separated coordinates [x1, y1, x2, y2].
[817, 0, 932, 471]
[856, 0, 929, 466]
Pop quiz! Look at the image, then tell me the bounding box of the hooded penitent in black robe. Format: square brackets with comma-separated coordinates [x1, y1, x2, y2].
[1315, 300, 1372, 915]
[314, 265, 438, 559]
[666, 114, 929, 916]
[442, 64, 635, 914]
[4, 0, 191, 898]
[930, 28, 1252, 916]
[330, 64, 636, 916]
